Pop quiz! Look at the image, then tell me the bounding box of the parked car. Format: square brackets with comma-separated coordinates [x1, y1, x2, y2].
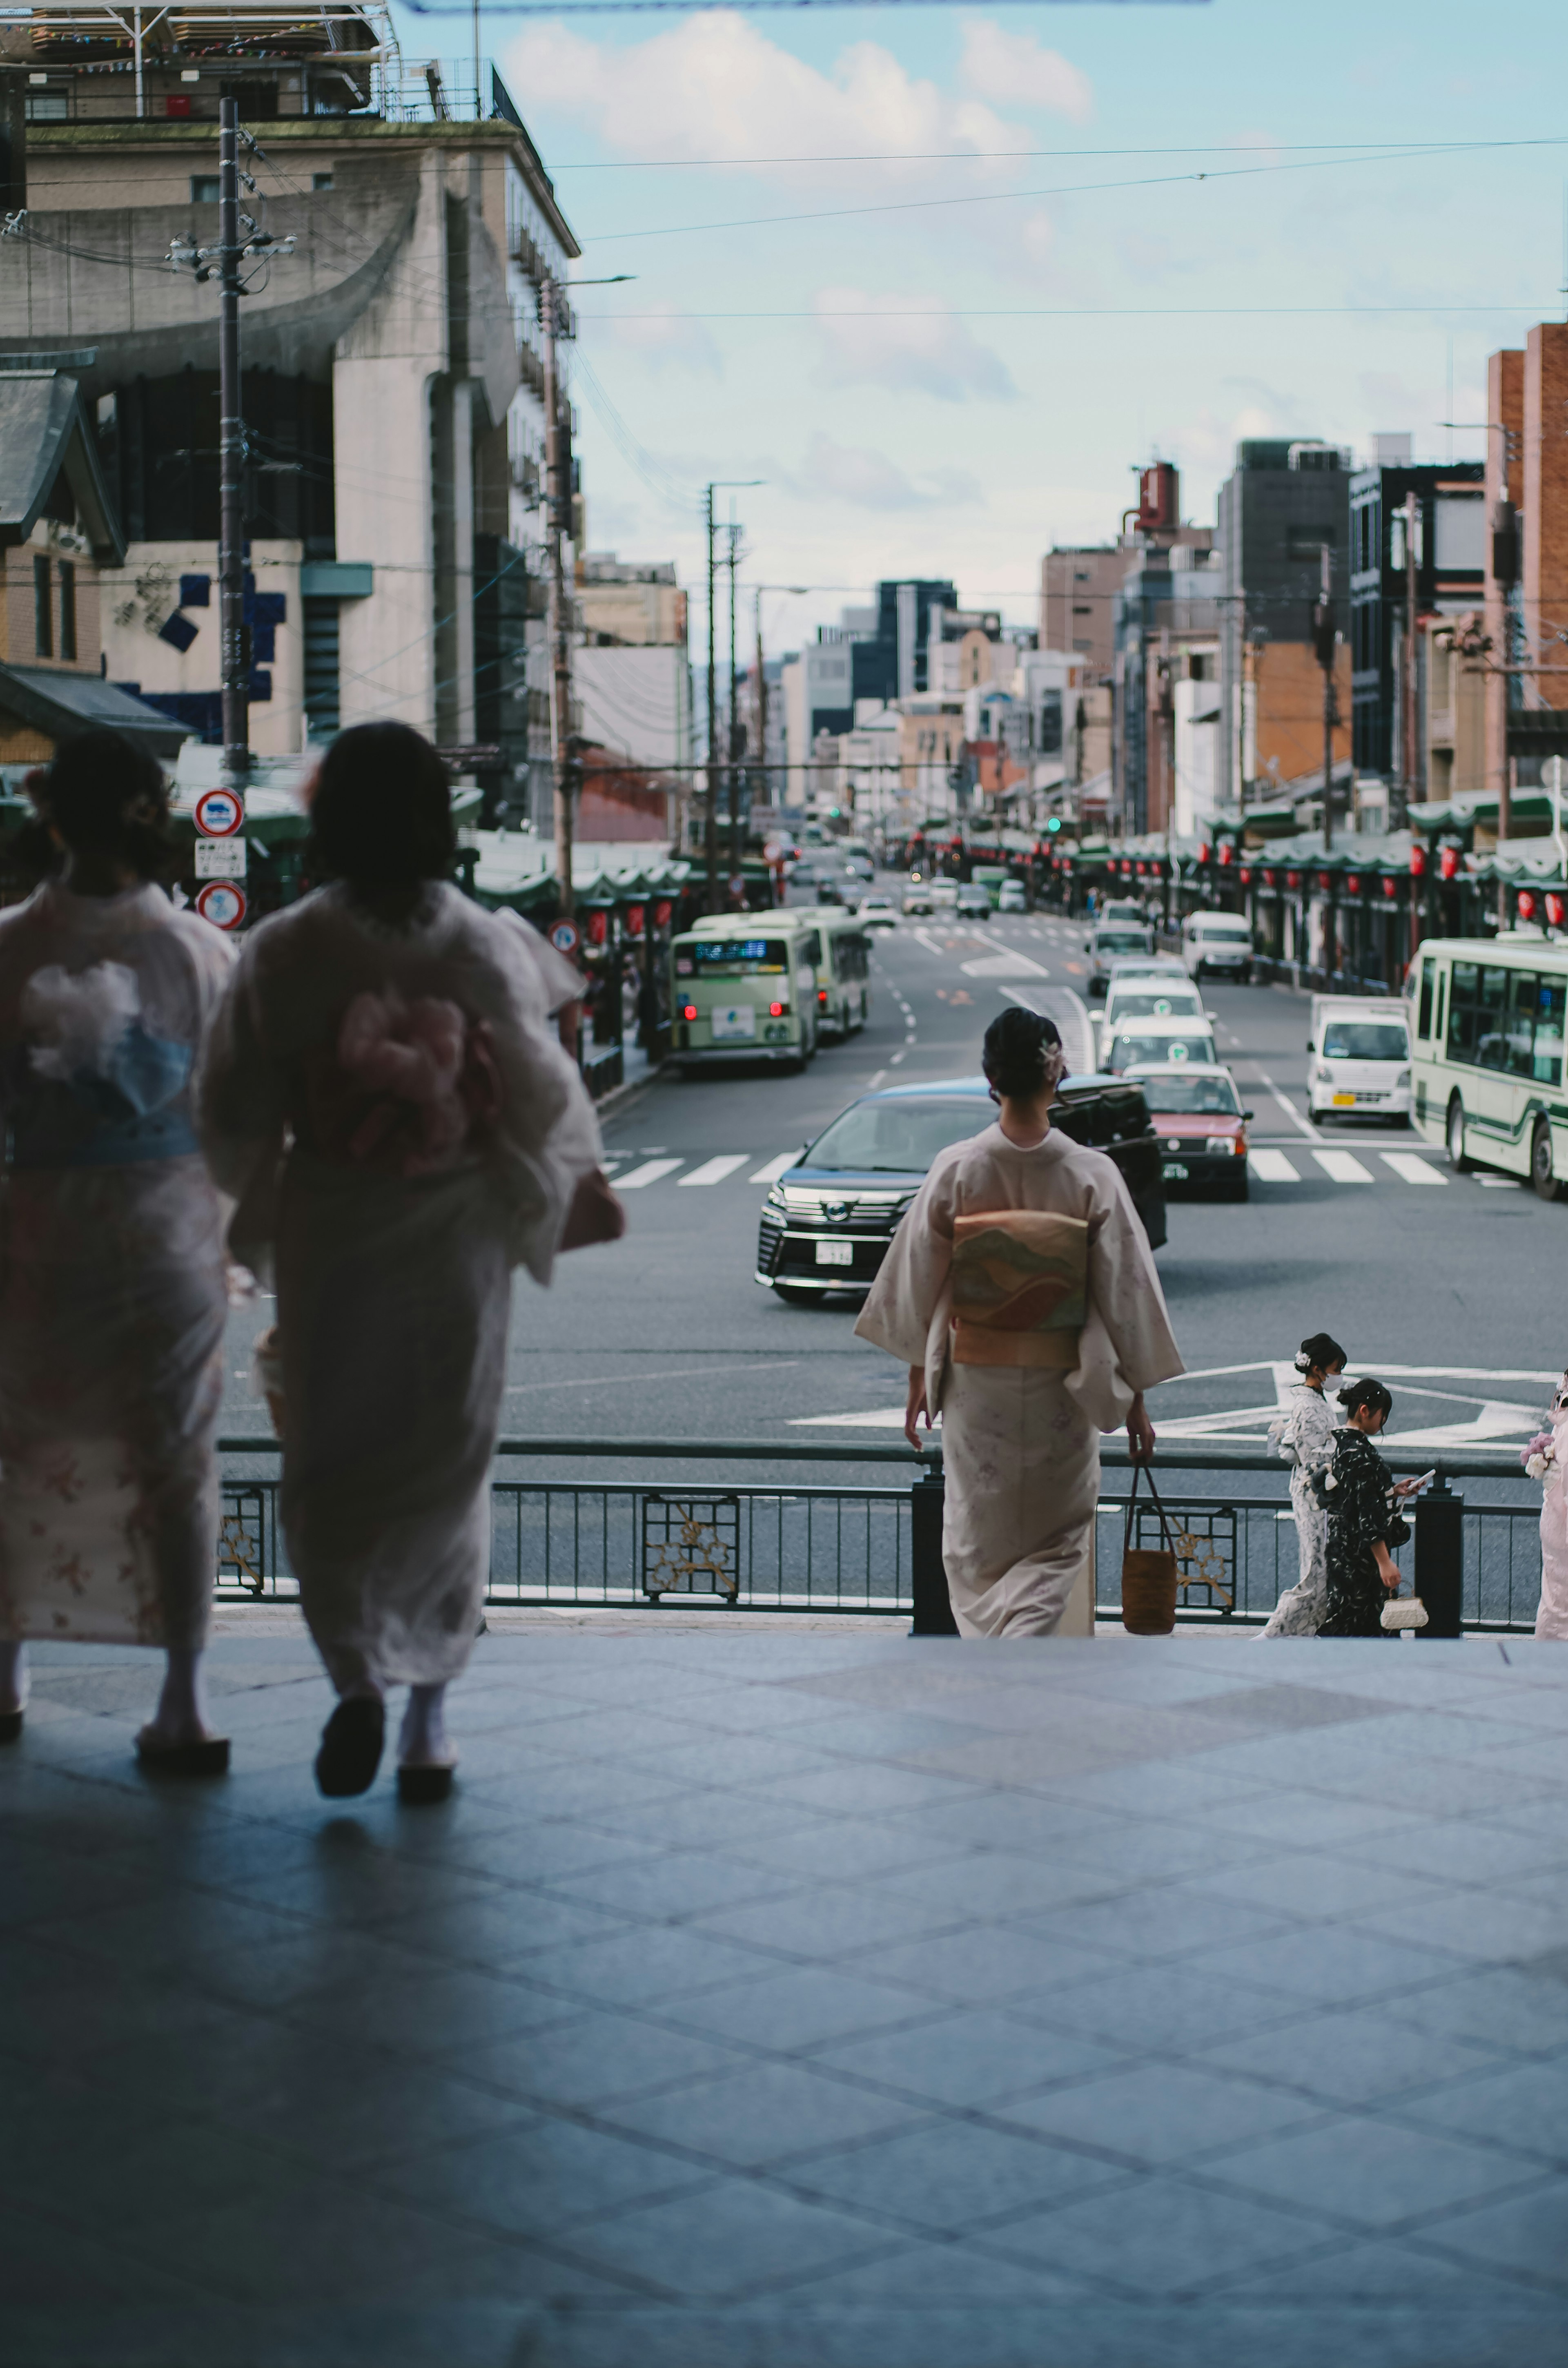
[997, 879, 1028, 913]
[1084, 921, 1156, 996]
[902, 882, 935, 916]
[1307, 996, 1412, 1124]
[1133, 1064, 1252, 1200]
[859, 893, 898, 930]
[955, 884, 992, 920]
[755, 1073, 1166, 1302]
[1181, 910, 1252, 982]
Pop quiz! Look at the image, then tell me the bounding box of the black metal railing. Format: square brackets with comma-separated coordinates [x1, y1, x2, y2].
[213, 1435, 1544, 1632]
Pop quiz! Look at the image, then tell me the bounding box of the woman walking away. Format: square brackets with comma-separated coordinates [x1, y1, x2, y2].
[1318, 1378, 1422, 1637]
[198, 722, 616, 1802]
[0, 731, 236, 1770]
[855, 1007, 1183, 1636]
[1260, 1331, 1346, 1637]
[1526, 1374, 1568, 1640]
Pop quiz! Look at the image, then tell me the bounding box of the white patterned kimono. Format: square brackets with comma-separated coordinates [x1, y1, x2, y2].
[0, 883, 235, 1648]
[1260, 1384, 1338, 1637]
[197, 883, 601, 1695]
[855, 1123, 1183, 1637]
[1537, 1405, 1568, 1641]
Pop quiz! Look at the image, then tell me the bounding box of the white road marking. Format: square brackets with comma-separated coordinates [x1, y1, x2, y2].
[1381, 1153, 1447, 1186]
[864, 1070, 888, 1092]
[1479, 1176, 1523, 1189]
[615, 1158, 684, 1190]
[1249, 1148, 1301, 1182]
[678, 1155, 750, 1187]
[1312, 1149, 1375, 1184]
[961, 952, 1052, 979]
[1245, 1065, 1323, 1143]
[890, 1050, 906, 1065]
[749, 1152, 800, 1183]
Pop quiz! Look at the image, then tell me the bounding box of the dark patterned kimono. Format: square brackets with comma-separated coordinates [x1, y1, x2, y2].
[1319, 1427, 1407, 1637]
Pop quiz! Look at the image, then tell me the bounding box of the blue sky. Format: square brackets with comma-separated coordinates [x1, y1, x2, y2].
[405, 0, 1567, 649]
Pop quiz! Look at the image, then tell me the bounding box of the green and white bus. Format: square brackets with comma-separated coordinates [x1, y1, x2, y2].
[795, 907, 871, 1040]
[671, 917, 821, 1070]
[1410, 933, 1568, 1194]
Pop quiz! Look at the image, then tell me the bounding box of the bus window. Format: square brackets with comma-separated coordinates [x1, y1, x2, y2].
[1434, 965, 1448, 1050]
[1506, 972, 1539, 1078]
[1476, 966, 1509, 1070]
[1536, 978, 1566, 1085]
[1417, 957, 1434, 1041]
[1447, 962, 1478, 1063]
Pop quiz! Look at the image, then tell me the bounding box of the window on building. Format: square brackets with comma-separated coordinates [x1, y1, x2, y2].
[303, 597, 341, 737]
[191, 174, 220, 204]
[312, 171, 334, 191]
[33, 557, 52, 658]
[25, 90, 69, 120]
[58, 561, 76, 663]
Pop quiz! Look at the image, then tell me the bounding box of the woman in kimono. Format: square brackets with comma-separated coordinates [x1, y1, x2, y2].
[1260, 1330, 1345, 1637]
[855, 1007, 1183, 1637]
[198, 722, 617, 1801]
[1531, 1375, 1568, 1640]
[1318, 1377, 1418, 1636]
[0, 731, 236, 1770]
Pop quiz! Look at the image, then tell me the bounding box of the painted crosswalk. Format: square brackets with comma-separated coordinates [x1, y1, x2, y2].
[614, 1158, 684, 1191]
[606, 1146, 1471, 1195]
[1248, 1146, 1452, 1187]
[678, 1155, 750, 1187]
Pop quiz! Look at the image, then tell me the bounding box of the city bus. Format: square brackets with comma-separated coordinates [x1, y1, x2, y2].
[797, 907, 871, 1039]
[670, 916, 822, 1070]
[1409, 934, 1568, 1194]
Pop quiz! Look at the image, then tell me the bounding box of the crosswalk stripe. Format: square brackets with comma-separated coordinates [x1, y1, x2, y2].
[679, 1155, 751, 1187]
[1313, 1149, 1375, 1184]
[615, 1158, 684, 1190]
[1381, 1152, 1447, 1186]
[750, 1152, 800, 1183]
[1249, 1148, 1300, 1183]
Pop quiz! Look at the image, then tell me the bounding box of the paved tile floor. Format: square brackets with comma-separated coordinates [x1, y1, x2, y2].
[4, 1627, 1568, 2367]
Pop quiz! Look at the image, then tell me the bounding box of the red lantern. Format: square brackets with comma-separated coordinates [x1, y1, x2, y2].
[1197, 842, 1211, 865]
[587, 909, 608, 945]
[1409, 845, 1427, 879]
[1381, 875, 1397, 899]
[625, 903, 645, 937]
[654, 899, 673, 927]
[1345, 874, 1361, 896]
[1318, 871, 1333, 892]
[1239, 866, 1253, 885]
[1287, 870, 1301, 890]
[1218, 843, 1234, 867]
[1517, 890, 1538, 923]
[1263, 869, 1276, 888]
[1547, 893, 1566, 929]
[1438, 846, 1460, 881]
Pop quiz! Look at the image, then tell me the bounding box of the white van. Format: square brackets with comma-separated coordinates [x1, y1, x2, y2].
[1182, 912, 1252, 982]
[1307, 997, 1411, 1124]
[1098, 976, 1206, 1066]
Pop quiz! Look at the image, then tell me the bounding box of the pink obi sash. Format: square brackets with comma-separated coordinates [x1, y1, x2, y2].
[949, 1209, 1088, 1369]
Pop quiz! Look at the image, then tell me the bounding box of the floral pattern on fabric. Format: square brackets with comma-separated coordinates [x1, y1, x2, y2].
[1536, 1403, 1568, 1640]
[1319, 1426, 1405, 1638]
[950, 1209, 1087, 1368]
[1261, 1384, 1339, 1637]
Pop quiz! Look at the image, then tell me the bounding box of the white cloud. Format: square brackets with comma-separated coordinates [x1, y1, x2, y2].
[588, 304, 722, 379]
[812, 288, 1017, 402]
[796, 431, 982, 511]
[505, 11, 1026, 187]
[958, 22, 1093, 121]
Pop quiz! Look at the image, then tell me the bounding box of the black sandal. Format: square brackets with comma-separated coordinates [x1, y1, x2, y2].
[396, 1763, 455, 1806]
[135, 1730, 230, 1777]
[315, 1697, 385, 1798]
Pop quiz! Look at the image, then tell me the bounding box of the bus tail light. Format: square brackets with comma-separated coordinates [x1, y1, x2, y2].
[682, 1003, 698, 1021]
[769, 1002, 785, 1018]
[818, 988, 828, 1005]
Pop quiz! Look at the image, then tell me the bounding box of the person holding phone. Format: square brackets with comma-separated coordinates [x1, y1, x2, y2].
[1318, 1378, 1425, 1637]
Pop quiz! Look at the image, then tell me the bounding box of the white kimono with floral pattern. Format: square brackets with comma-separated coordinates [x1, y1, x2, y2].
[0, 883, 235, 1648]
[1260, 1384, 1339, 1638]
[1537, 1405, 1568, 1641]
[855, 1123, 1183, 1637]
[197, 883, 601, 1694]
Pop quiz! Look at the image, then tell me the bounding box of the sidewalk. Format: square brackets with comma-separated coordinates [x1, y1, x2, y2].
[4, 1628, 1567, 2366]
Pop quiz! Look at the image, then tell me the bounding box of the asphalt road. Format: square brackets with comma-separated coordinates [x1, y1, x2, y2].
[216, 890, 1564, 1465]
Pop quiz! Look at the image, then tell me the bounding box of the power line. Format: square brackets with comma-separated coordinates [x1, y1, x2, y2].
[552, 134, 1568, 172]
[580, 302, 1553, 320]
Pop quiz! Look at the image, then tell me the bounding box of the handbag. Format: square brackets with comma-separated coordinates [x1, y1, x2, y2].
[1381, 1594, 1429, 1630]
[1121, 1462, 1180, 1635]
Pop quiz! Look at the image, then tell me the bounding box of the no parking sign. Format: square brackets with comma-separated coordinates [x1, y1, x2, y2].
[549, 918, 581, 958]
[195, 881, 247, 931]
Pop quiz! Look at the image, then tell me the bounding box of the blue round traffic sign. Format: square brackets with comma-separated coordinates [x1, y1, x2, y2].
[194, 788, 245, 838]
[195, 881, 247, 931]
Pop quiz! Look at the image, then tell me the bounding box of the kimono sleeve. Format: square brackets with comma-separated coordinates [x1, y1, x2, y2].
[1067, 1157, 1184, 1432]
[853, 1148, 958, 1385]
[478, 917, 604, 1285]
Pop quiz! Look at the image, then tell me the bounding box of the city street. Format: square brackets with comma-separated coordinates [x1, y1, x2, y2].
[438, 897, 1562, 1461]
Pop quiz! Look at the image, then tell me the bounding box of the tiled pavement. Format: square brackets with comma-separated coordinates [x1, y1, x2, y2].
[4, 1627, 1568, 2367]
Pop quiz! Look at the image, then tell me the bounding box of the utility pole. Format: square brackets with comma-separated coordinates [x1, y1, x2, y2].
[753, 585, 768, 829]
[701, 478, 762, 914]
[541, 275, 576, 916]
[218, 98, 247, 789]
[1313, 544, 1336, 852]
[1405, 488, 1423, 841]
[726, 516, 744, 892]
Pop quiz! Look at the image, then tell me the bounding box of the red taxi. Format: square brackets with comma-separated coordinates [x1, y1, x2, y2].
[1129, 1062, 1252, 1201]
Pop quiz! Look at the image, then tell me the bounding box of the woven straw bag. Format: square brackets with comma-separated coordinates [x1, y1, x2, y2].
[1381, 1594, 1429, 1630]
[1121, 1463, 1179, 1635]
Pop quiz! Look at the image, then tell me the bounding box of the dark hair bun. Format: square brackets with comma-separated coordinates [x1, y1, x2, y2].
[1298, 1331, 1347, 1373]
[981, 1006, 1063, 1098]
[31, 730, 173, 881]
[1337, 1376, 1393, 1420]
[308, 722, 455, 889]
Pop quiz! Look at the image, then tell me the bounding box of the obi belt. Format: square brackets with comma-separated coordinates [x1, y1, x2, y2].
[949, 1209, 1088, 1369]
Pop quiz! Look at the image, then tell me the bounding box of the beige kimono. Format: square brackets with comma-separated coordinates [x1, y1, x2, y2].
[855, 1122, 1183, 1637]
